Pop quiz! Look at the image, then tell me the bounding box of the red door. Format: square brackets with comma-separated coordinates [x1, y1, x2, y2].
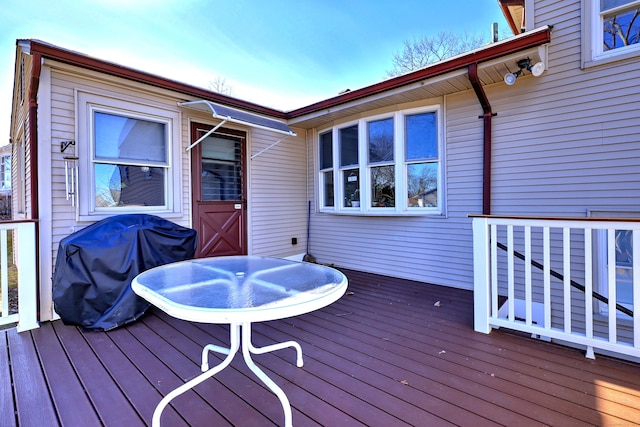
[191, 123, 247, 258]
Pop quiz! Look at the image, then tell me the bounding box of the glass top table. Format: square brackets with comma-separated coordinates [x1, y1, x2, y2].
[132, 256, 348, 427]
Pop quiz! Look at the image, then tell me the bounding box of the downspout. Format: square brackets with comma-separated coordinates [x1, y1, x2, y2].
[468, 63, 494, 215]
[28, 52, 41, 220]
[28, 51, 42, 318]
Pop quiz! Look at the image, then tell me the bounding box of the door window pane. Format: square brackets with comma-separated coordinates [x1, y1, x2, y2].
[368, 118, 394, 163]
[340, 125, 359, 167]
[406, 112, 437, 160]
[201, 136, 242, 201]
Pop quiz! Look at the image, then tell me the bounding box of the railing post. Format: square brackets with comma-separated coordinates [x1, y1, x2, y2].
[472, 217, 491, 333]
[16, 222, 38, 332]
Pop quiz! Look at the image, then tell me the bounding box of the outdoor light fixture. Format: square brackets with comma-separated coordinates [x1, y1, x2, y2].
[503, 58, 545, 85]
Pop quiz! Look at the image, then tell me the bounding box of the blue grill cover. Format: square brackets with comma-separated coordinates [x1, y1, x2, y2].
[52, 214, 197, 331]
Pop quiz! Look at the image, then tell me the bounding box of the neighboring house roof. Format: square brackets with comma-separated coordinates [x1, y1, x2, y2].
[18, 25, 550, 130]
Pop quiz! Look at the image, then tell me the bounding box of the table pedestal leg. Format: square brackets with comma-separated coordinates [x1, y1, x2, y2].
[154, 323, 302, 427]
[241, 321, 301, 427]
[152, 324, 240, 427]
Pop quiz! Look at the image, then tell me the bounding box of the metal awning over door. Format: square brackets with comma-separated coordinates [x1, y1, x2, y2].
[178, 100, 296, 151]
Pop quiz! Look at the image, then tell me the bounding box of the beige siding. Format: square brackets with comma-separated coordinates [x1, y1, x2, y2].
[306, 95, 485, 290]
[491, 0, 640, 217]
[249, 127, 308, 257]
[41, 66, 193, 318]
[38, 62, 308, 316]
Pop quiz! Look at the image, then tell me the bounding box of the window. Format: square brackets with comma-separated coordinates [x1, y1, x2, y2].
[93, 111, 167, 208]
[318, 106, 443, 215]
[77, 91, 181, 218]
[612, 229, 633, 309]
[585, 0, 640, 64]
[596, 228, 635, 316]
[16, 135, 26, 216]
[592, 210, 639, 316]
[1, 156, 11, 191]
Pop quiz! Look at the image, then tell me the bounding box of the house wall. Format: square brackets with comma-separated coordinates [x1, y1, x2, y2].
[490, 1, 640, 218]
[35, 60, 306, 320]
[302, 0, 640, 297]
[10, 47, 32, 220]
[488, 0, 640, 338]
[306, 95, 485, 290]
[249, 127, 308, 258]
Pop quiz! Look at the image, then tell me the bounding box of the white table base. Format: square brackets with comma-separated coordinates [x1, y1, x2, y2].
[152, 322, 303, 427]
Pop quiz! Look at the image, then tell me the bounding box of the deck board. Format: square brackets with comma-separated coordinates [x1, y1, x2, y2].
[31, 322, 101, 426]
[0, 331, 16, 427]
[3, 268, 640, 426]
[52, 321, 146, 426]
[7, 328, 58, 426]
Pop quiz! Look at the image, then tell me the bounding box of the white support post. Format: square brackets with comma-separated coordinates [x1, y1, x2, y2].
[16, 222, 39, 332]
[563, 227, 572, 334]
[607, 229, 617, 343]
[633, 230, 640, 349]
[472, 217, 491, 333]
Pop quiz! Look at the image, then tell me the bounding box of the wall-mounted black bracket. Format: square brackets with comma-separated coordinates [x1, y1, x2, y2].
[61, 140, 75, 153]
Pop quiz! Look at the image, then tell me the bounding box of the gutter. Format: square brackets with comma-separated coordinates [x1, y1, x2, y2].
[26, 40, 286, 119]
[24, 28, 551, 123]
[468, 63, 494, 215]
[287, 26, 551, 118]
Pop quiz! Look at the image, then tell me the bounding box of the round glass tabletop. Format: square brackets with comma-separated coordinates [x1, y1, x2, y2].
[132, 256, 348, 323]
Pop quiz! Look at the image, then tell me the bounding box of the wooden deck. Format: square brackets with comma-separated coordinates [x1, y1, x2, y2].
[2, 269, 640, 426]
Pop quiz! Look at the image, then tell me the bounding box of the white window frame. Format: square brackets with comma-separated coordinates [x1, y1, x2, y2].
[583, 0, 640, 67]
[76, 91, 182, 220]
[317, 105, 444, 216]
[14, 133, 26, 218]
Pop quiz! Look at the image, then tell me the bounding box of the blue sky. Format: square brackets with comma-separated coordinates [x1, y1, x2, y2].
[1, 0, 508, 145]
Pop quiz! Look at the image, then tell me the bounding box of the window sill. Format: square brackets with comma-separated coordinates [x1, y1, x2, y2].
[320, 209, 446, 217]
[78, 210, 183, 223]
[584, 48, 640, 69]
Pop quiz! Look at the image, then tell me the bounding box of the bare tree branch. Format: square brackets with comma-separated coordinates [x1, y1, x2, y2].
[386, 31, 495, 78]
[208, 76, 233, 96]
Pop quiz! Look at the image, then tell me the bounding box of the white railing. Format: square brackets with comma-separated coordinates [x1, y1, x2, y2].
[472, 215, 640, 360]
[0, 220, 38, 332]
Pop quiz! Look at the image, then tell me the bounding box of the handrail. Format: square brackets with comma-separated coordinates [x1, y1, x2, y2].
[496, 241, 634, 318]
